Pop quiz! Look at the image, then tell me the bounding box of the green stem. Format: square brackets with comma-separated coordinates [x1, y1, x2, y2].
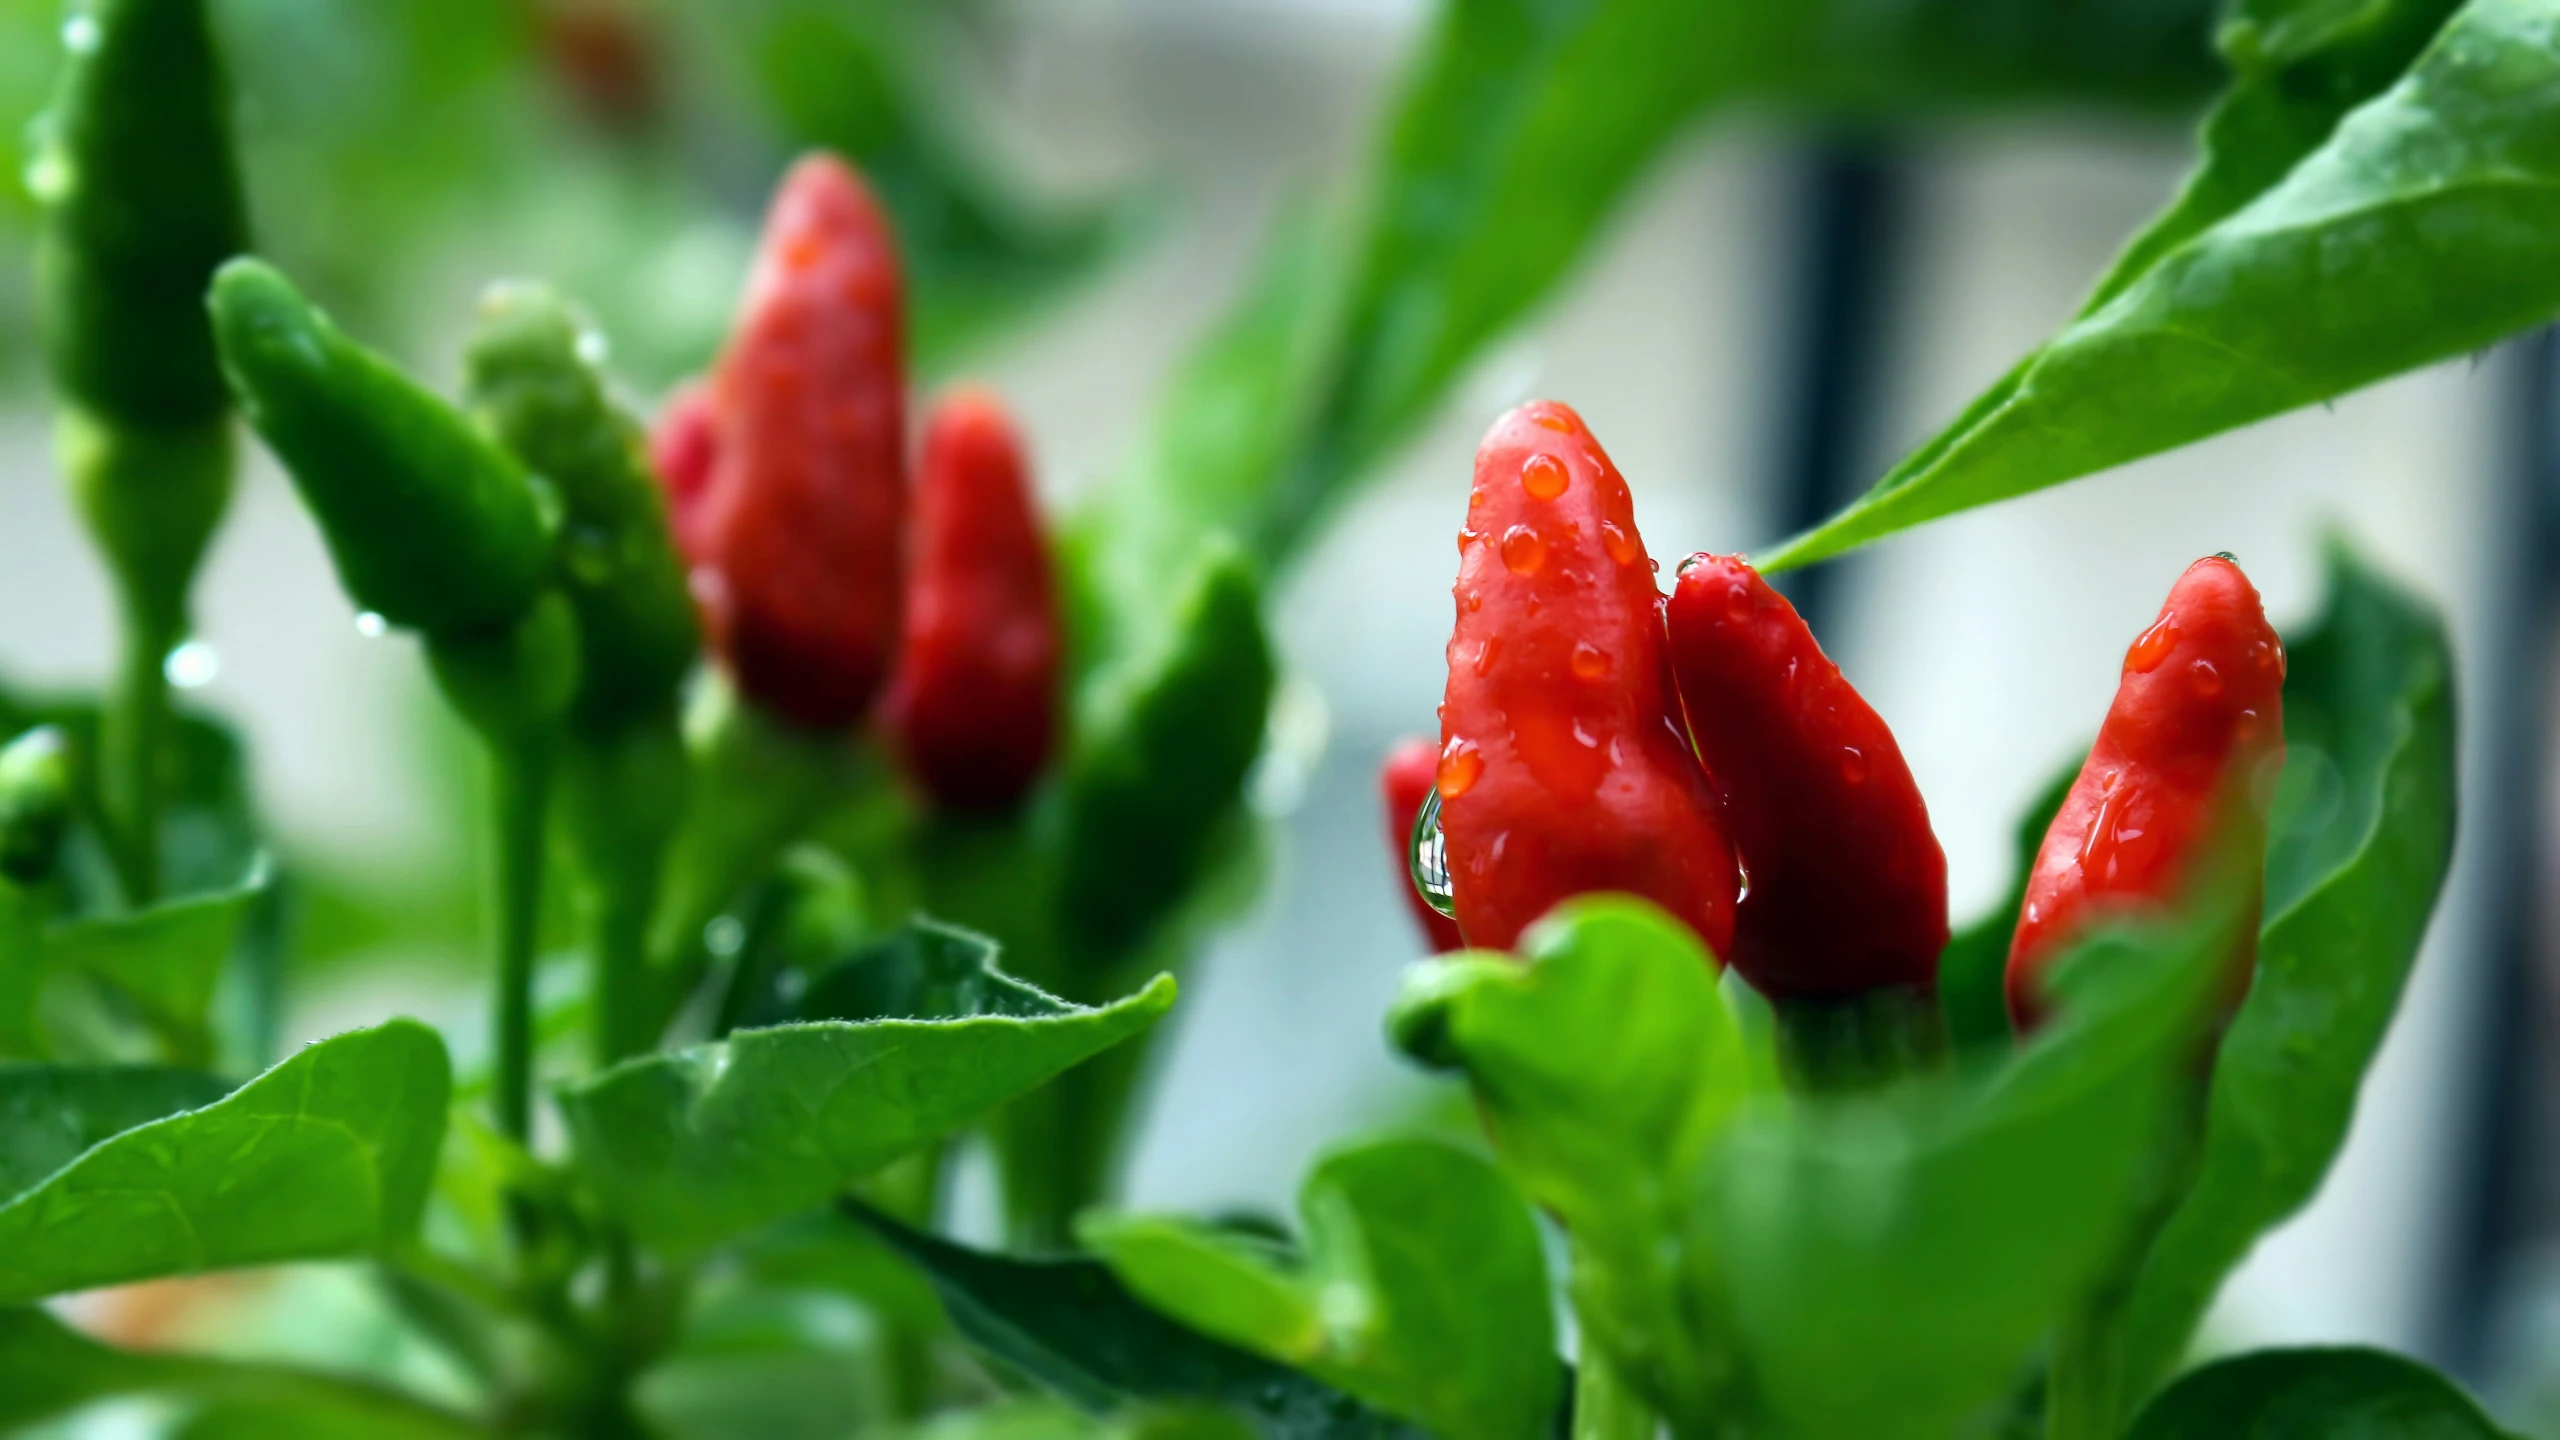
[1771, 983, 1949, 1094]
[101, 602, 176, 903]
[1574, 1345, 1657, 1440]
[490, 746, 553, 1144]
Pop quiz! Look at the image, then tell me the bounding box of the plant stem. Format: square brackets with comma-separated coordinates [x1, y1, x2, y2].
[100, 602, 176, 903]
[1574, 1346, 1657, 1440]
[490, 746, 553, 1144]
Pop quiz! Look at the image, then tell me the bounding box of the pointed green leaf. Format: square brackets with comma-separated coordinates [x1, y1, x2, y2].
[2125, 1347, 2515, 1438]
[2117, 544, 2459, 1398]
[44, 857, 269, 1047]
[0, 1062, 228, 1197]
[1084, 1138, 1559, 1440]
[0, 1019, 449, 1303]
[1386, 898, 1754, 1423]
[561, 959, 1175, 1254]
[1764, 0, 2560, 570]
[855, 1207, 1425, 1438]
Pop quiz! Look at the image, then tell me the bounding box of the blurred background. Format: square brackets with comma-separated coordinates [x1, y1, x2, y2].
[1, 0, 2554, 1429]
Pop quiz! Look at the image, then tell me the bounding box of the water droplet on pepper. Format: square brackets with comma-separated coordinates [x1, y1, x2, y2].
[1436, 737, 1483, 799]
[2125, 614, 2179, 673]
[1520, 453, 1569, 500]
[1499, 525, 1546, 575]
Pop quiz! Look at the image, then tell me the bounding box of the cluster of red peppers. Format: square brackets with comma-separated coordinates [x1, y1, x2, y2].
[654, 155, 1063, 813]
[1384, 401, 2285, 1033]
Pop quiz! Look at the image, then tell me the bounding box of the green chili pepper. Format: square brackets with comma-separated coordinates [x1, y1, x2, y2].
[1054, 537, 1274, 966]
[33, 0, 252, 901]
[463, 283, 699, 736]
[209, 259, 557, 640]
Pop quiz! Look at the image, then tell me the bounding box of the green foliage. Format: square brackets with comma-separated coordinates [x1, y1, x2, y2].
[1394, 844, 2262, 1437]
[558, 940, 1174, 1255]
[2115, 542, 2458, 1401]
[0, 1019, 449, 1303]
[858, 1208, 1427, 1438]
[1765, 0, 2560, 569]
[0, 1061, 227, 1195]
[209, 258, 556, 639]
[1937, 762, 2077, 1052]
[2123, 1347, 2516, 1437]
[1082, 1138, 1560, 1440]
[0, 1304, 477, 1438]
[34, 859, 270, 1061]
[1388, 900, 1758, 1421]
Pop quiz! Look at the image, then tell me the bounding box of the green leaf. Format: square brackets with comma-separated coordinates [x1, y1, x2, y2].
[0, 1305, 474, 1437]
[1083, 1138, 1560, 1440]
[0, 1019, 449, 1303]
[854, 1207, 1425, 1439]
[560, 958, 1176, 1255]
[2124, 1346, 2515, 1437]
[2116, 543, 2459, 1399]
[43, 859, 271, 1054]
[1386, 898, 1756, 1423]
[1709, 835, 2261, 1440]
[1763, 0, 2559, 571]
[0, 1061, 228, 1197]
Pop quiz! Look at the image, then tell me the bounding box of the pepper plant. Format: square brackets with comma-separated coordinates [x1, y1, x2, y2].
[0, 0, 2545, 1436]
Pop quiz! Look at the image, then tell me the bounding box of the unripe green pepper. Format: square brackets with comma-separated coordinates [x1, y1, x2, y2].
[1055, 539, 1274, 966]
[463, 283, 698, 737]
[33, 0, 248, 437]
[0, 728, 75, 888]
[33, 0, 251, 901]
[209, 259, 557, 640]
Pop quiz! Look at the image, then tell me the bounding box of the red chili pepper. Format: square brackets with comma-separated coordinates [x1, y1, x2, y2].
[1664, 553, 1946, 999]
[1380, 736, 1465, 953]
[2006, 555, 2286, 1031]
[882, 387, 1061, 812]
[688, 153, 905, 730]
[1436, 401, 1738, 956]
[649, 379, 717, 564]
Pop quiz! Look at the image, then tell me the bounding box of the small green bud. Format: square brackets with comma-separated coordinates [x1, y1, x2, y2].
[209, 259, 556, 639]
[0, 728, 76, 886]
[463, 282, 698, 735]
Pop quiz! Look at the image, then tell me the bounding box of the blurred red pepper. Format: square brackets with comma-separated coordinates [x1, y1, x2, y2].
[2007, 555, 2286, 1030]
[1665, 553, 1947, 1000]
[882, 387, 1061, 812]
[685, 154, 906, 730]
[1436, 401, 1737, 956]
[649, 379, 717, 564]
[1380, 736, 1465, 953]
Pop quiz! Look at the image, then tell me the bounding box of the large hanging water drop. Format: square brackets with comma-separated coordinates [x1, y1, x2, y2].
[1408, 789, 1456, 919]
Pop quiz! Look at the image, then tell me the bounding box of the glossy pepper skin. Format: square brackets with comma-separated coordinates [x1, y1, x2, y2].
[1666, 554, 1946, 999]
[882, 388, 1061, 812]
[650, 379, 718, 563]
[34, 0, 248, 437]
[464, 283, 699, 735]
[2006, 555, 2286, 1030]
[209, 260, 555, 640]
[1437, 401, 1737, 957]
[688, 154, 906, 730]
[1380, 736, 1464, 953]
